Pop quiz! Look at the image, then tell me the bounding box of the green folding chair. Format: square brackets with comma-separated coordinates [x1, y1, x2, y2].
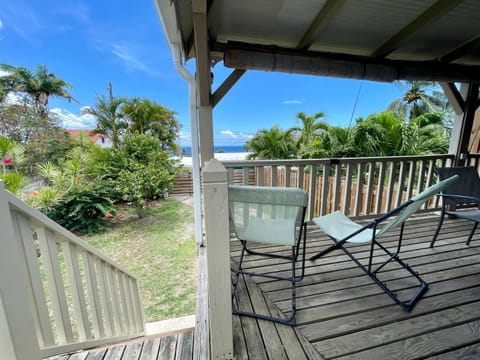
[310, 175, 459, 312]
[229, 185, 308, 325]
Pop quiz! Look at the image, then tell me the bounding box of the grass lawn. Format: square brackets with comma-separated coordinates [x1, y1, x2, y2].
[83, 196, 196, 322]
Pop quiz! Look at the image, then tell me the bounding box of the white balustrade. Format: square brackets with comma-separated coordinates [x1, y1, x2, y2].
[0, 182, 145, 359]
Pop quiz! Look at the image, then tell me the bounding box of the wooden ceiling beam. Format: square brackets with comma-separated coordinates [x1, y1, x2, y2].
[439, 82, 465, 114]
[439, 35, 480, 63]
[193, 0, 211, 106]
[207, 0, 221, 43]
[212, 69, 246, 108]
[296, 0, 347, 50]
[371, 0, 463, 58]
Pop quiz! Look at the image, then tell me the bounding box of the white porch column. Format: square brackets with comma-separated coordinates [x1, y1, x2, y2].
[0, 182, 40, 360]
[202, 159, 233, 359]
[447, 83, 480, 164]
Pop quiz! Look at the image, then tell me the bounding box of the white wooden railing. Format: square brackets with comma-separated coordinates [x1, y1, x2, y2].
[0, 182, 144, 360]
[222, 154, 455, 220]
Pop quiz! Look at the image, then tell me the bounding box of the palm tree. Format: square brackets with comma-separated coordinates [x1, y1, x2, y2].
[354, 112, 418, 156]
[289, 111, 328, 155]
[0, 64, 77, 118]
[411, 112, 449, 154]
[387, 81, 441, 121]
[245, 126, 296, 159]
[307, 126, 357, 158]
[84, 83, 127, 149]
[122, 97, 180, 152]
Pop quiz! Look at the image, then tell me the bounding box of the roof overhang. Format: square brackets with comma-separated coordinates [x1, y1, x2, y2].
[155, 0, 480, 83]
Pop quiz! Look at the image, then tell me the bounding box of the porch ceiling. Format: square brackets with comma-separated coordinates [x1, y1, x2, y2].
[155, 0, 480, 82]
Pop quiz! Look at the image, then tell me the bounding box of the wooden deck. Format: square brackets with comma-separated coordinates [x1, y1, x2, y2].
[49, 330, 194, 359]
[231, 214, 480, 359]
[50, 214, 480, 359]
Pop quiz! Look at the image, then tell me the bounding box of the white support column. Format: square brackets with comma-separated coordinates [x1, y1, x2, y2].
[202, 159, 233, 359]
[198, 105, 214, 165]
[448, 83, 480, 163]
[0, 182, 40, 360]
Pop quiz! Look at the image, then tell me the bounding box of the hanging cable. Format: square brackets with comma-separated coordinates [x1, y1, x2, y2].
[348, 79, 364, 128]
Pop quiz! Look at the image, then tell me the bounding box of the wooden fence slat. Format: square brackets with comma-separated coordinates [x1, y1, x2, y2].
[364, 162, 375, 215]
[256, 167, 264, 186]
[354, 163, 364, 216]
[385, 161, 395, 212]
[343, 163, 353, 214]
[395, 161, 406, 207]
[332, 163, 341, 212]
[285, 166, 291, 187]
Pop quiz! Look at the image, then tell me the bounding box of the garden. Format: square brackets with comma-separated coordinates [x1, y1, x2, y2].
[0, 63, 195, 321]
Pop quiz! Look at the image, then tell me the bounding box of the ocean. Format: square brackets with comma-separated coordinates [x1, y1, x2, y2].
[180, 145, 246, 156]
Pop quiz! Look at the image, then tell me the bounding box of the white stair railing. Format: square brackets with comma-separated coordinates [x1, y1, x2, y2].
[0, 182, 144, 360]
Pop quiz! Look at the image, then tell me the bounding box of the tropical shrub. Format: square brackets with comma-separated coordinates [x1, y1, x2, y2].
[46, 180, 116, 235]
[113, 133, 180, 217]
[28, 186, 62, 212]
[0, 172, 28, 195]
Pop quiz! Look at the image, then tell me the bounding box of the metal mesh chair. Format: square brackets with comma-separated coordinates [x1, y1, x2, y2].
[229, 185, 308, 325]
[310, 175, 459, 312]
[431, 167, 480, 247]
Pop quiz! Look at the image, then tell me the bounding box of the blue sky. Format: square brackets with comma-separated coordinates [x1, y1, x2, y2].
[0, 0, 405, 147]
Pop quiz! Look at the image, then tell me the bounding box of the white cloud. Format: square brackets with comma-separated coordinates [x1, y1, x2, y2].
[283, 99, 303, 105]
[111, 43, 156, 75]
[0, 19, 3, 29]
[220, 129, 238, 138]
[217, 129, 254, 145]
[50, 107, 97, 129]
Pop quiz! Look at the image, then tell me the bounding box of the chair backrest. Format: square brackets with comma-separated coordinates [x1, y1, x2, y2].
[377, 174, 459, 236]
[228, 185, 308, 246]
[436, 167, 480, 205]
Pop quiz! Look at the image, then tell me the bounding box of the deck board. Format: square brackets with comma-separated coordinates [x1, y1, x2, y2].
[51, 215, 480, 359]
[232, 215, 480, 359]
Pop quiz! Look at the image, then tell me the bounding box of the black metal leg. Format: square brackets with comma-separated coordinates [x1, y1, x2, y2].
[231, 234, 306, 325]
[466, 222, 478, 245]
[430, 209, 446, 248]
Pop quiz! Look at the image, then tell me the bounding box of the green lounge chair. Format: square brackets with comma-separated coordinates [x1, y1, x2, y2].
[310, 175, 459, 312]
[229, 185, 308, 325]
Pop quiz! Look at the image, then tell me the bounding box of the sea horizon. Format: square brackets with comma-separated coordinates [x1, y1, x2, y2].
[180, 144, 246, 156]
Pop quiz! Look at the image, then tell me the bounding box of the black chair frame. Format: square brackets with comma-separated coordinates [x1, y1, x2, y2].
[310, 202, 428, 312]
[231, 207, 307, 325]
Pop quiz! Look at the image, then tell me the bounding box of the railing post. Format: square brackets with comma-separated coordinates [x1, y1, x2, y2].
[202, 159, 234, 359]
[0, 181, 41, 360]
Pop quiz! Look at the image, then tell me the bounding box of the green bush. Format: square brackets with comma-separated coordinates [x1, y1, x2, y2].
[28, 186, 62, 212]
[117, 160, 177, 217]
[112, 133, 180, 217]
[46, 180, 116, 235]
[1, 172, 28, 195]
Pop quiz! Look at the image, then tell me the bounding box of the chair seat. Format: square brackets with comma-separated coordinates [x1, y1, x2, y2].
[313, 211, 377, 243]
[445, 208, 480, 222]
